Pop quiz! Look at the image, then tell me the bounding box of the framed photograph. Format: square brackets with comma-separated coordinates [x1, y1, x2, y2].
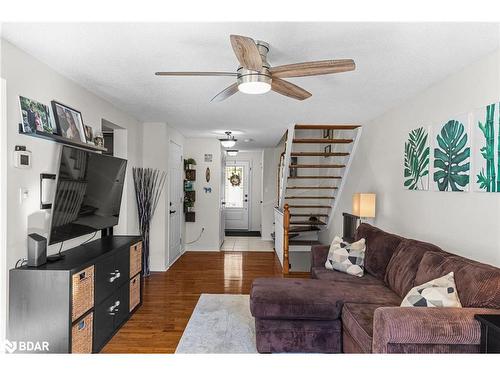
[51, 101, 86, 142]
[84, 125, 94, 144]
[19, 96, 54, 134]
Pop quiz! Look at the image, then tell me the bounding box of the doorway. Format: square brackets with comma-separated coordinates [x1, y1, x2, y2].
[168, 141, 183, 265]
[224, 161, 250, 231]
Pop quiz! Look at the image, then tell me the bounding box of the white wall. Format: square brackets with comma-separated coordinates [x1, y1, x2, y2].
[1, 39, 144, 335]
[321, 50, 500, 267]
[142, 122, 185, 271]
[261, 147, 280, 240]
[184, 138, 222, 251]
[226, 149, 263, 232]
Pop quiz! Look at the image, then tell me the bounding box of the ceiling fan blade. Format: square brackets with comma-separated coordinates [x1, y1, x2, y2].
[155, 71, 238, 77]
[271, 78, 312, 101]
[211, 83, 239, 103]
[230, 34, 263, 71]
[270, 59, 355, 78]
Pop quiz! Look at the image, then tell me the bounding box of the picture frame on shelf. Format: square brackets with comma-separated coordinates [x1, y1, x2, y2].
[51, 101, 86, 143]
[322, 129, 331, 139]
[84, 125, 94, 144]
[324, 145, 332, 156]
[19, 96, 54, 134]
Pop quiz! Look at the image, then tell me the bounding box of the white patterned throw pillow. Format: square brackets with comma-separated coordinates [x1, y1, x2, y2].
[325, 236, 366, 277]
[401, 272, 462, 307]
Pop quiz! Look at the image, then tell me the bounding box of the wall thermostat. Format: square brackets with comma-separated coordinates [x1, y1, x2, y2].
[14, 146, 32, 169]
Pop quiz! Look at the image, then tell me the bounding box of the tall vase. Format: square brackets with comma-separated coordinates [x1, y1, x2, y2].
[133, 167, 166, 277]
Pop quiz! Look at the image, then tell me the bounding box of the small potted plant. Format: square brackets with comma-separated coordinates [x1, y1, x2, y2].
[184, 158, 196, 170]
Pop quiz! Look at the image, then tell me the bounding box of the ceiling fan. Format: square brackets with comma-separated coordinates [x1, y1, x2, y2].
[155, 34, 355, 102]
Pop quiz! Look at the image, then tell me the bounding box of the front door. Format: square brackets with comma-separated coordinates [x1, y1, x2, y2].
[224, 161, 250, 230]
[169, 141, 183, 265]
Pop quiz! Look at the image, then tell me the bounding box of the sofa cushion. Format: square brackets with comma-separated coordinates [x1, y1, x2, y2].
[342, 303, 397, 353]
[415, 251, 500, 309]
[250, 278, 341, 320]
[355, 224, 404, 281]
[325, 237, 366, 277]
[401, 272, 462, 307]
[312, 267, 383, 285]
[250, 277, 401, 321]
[384, 239, 445, 298]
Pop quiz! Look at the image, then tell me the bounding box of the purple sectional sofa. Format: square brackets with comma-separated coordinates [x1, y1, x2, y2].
[250, 224, 500, 353]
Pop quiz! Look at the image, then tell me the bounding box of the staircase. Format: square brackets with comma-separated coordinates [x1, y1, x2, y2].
[276, 124, 362, 274]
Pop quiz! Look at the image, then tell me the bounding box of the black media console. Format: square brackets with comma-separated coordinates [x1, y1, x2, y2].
[8, 235, 143, 353]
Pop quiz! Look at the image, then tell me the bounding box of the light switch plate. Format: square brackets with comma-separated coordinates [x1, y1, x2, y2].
[19, 187, 29, 203]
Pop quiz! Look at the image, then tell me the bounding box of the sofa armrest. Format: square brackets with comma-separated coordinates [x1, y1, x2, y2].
[311, 245, 329, 269]
[372, 306, 500, 353]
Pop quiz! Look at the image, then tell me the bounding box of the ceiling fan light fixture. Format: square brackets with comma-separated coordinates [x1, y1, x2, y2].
[219, 131, 237, 148]
[237, 70, 272, 95]
[226, 150, 239, 156]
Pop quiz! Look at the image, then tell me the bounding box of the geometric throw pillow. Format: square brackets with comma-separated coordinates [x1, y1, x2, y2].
[400, 272, 462, 307]
[325, 236, 366, 277]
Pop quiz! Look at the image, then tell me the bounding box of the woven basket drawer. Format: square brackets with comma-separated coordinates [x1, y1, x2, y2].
[130, 241, 142, 277]
[72, 312, 93, 353]
[72, 266, 94, 322]
[129, 274, 141, 312]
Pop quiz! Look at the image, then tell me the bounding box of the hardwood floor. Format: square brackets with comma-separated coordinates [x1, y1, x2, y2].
[101, 251, 284, 353]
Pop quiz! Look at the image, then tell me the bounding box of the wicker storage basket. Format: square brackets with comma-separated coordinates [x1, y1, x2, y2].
[130, 241, 142, 277]
[129, 274, 141, 312]
[72, 266, 94, 322]
[71, 312, 93, 353]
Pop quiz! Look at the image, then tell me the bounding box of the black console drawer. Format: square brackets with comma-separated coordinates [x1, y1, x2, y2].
[94, 249, 129, 304]
[93, 282, 129, 351]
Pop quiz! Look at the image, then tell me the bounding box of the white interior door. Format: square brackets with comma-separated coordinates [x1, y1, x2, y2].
[169, 141, 183, 265]
[224, 161, 250, 230]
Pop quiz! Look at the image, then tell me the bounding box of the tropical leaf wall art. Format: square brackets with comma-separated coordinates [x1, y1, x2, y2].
[404, 127, 429, 190]
[474, 102, 499, 192]
[433, 118, 470, 191]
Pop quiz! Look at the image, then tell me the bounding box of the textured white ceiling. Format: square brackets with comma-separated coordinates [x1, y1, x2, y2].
[2, 23, 499, 148]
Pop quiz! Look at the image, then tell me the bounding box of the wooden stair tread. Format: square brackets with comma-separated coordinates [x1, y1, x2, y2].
[289, 226, 321, 233]
[293, 138, 353, 144]
[290, 213, 329, 217]
[290, 220, 327, 225]
[290, 165, 346, 169]
[287, 186, 338, 189]
[289, 240, 322, 246]
[291, 152, 349, 157]
[288, 176, 342, 179]
[286, 196, 334, 199]
[288, 205, 331, 208]
[295, 124, 361, 130]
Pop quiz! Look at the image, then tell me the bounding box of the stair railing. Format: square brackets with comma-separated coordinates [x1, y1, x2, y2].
[283, 203, 290, 275]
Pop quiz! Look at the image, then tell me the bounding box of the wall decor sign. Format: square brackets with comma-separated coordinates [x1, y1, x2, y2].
[204, 153, 213, 163]
[403, 126, 430, 190]
[473, 102, 500, 192]
[19, 96, 54, 134]
[205, 167, 211, 182]
[432, 114, 471, 192]
[51, 101, 86, 143]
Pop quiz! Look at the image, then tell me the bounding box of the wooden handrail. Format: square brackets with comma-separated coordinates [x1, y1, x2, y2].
[283, 203, 290, 275]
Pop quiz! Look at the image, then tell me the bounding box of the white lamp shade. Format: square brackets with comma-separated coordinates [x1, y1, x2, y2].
[220, 139, 236, 148]
[352, 193, 376, 218]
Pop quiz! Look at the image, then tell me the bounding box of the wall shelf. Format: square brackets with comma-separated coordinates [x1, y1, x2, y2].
[18, 124, 107, 153]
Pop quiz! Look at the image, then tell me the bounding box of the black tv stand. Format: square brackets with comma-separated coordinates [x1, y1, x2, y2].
[8, 235, 143, 353]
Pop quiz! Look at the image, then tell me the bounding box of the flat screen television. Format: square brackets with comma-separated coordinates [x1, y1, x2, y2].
[48, 146, 127, 245]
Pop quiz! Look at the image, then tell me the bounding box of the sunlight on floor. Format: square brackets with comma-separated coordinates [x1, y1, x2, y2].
[221, 236, 274, 252]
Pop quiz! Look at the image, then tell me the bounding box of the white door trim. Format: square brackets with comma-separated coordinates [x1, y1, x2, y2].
[224, 160, 251, 230]
[168, 140, 183, 266]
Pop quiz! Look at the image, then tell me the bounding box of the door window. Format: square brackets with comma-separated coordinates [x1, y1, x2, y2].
[225, 166, 244, 208]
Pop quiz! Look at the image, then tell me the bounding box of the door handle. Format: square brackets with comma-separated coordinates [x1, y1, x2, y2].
[109, 270, 121, 283]
[108, 300, 121, 316]
[169, 210, 176, 214]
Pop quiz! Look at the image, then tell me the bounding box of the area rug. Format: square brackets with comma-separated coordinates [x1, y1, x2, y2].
[175, 294, 257, 353]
